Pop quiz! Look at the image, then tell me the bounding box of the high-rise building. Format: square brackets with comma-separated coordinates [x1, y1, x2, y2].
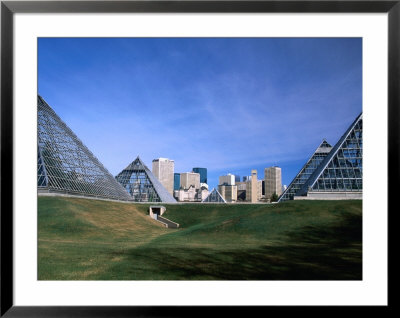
[174, 173, 181, 191]
[245, 169, 258, 203]
[265, 166, 282, 200]
[192, 167, 207, 184]
[219, 173, 235, 186]
[180, 172, 200, 190]
[234, 175, 241, 182]
[218, 184, 238, 203]
[152, 158, 174, 195]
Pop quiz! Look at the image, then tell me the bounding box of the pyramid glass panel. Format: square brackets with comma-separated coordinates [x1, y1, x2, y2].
[278, 140, 332, 202]
[298, 113, 362, 196]
[115, 157, 177, 203]
[202, 188, 226, 203]
[37, 95, 132, 201]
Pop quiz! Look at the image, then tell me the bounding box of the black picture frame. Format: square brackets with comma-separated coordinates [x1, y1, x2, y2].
[1, 1, 396, 316]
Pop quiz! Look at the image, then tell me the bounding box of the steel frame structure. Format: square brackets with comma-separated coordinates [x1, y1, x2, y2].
[37, 95, 132, 201]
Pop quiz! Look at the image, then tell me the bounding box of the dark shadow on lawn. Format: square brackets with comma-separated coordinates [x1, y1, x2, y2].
[104, 212, 362, 280]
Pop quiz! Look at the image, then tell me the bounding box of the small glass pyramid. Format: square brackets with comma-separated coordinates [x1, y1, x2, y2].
[202, 188, 227, 203]
[115, 156, 177, 203]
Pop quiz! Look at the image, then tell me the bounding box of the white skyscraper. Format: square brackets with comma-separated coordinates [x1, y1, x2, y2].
[152, 158, 174, 195]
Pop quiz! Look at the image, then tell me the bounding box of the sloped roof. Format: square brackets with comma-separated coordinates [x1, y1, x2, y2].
[37, 95, 132, 201]
[297, 112, 363, 195]
[278, 139, 333, 202]
[202, 188, 227, 203]
[116, 156, 177, 203]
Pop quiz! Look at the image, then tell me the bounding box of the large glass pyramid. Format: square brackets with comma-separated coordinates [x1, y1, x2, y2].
[115, 157, 177, 203]
[37, 95, 132, 201]
[278, 140, 333, 202]
[297, 112, 362, 198]
[202, 188, 227, 203]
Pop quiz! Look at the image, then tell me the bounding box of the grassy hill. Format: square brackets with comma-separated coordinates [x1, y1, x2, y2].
[38, 197, 362, 280]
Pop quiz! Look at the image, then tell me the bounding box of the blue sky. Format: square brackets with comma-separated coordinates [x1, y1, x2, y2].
[38, 38, 362, 189]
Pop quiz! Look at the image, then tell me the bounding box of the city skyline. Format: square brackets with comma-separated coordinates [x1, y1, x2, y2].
[38, 37, 362, 189]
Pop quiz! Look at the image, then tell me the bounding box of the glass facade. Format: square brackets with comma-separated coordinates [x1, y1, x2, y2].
[202, 188, 226, 203]
[192, 167, 207, 184]
[311, 118, 362, 192]
[37, 95, 132, 201]
[278, 140, 332, 202]
[174, 173, 181, 191]
[116, 157, 176, 203]
[279, 113, 362, 200]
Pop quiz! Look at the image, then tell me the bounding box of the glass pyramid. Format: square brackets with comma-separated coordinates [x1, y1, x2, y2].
[202, 188, 227, 203]
[115, 156, 177, 203]
[297, 113, 362, 197]
[37, 95, 132, 201]
[278, 140, 333, 202]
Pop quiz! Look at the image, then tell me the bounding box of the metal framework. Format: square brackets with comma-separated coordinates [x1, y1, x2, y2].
[202, 188, 226, 203]
[298, 113, 363, 195]
[37, 95, 132, 201]
[278, 140, 332, 202]
[115, 157, 177, 203]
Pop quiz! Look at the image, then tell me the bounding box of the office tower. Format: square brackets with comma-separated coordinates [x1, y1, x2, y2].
[174, 173, 181, 191]
[219, 173, 235, 186]
[218, 184, 238, 203]
[265, 166, 282, 200]
[152, 158, 174, 195]
[180, 172, 200, 190]
[37, 95, 131, 201]
[192, 167, 207, 184]
[116, 157, 176, 203]
[245, 169, 258, 203]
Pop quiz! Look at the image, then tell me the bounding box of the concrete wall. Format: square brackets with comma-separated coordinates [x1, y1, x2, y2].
[180, 172, 200, 190]
[294, 192, 362, 200]
[149, 206, 166, 219]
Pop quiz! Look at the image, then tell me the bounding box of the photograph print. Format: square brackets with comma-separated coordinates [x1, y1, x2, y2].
[37, 37, 362, 280]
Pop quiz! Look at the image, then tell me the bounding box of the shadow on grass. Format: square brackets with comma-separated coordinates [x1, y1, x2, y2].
[103, 213, 361, 280]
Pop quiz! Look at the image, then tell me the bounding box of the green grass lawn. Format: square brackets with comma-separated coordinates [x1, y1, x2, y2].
[38, 197, 362, 280]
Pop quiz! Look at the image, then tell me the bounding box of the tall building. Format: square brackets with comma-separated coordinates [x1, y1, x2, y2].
[192, 167, 207, 184]
[37, 95, 131, 201]
[265, 166, 282, 200]
[180, 172, 200, 190]
[234, 175, 241, 183]
[174, 173, 181, 191]
[219, 173, 235, 186]
[218, 184, 238, 203]
[246, 169, 258, 203]
[152, 158, 174, 195]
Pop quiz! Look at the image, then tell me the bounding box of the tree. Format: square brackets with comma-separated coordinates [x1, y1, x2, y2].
[270, 192, 279, 202]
